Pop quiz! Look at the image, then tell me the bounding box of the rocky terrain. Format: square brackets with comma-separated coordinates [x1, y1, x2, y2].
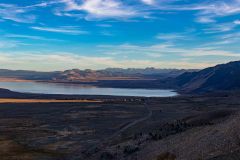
[0, 90, 240, 159]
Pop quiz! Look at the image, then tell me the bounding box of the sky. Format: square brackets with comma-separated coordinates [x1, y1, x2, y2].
[0, 0, 240, 71]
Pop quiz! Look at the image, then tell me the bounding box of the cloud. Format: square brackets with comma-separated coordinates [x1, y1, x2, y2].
[0, 1, 61, 23]
[31, 26, 88, 35]
[202, 31, 240, 46]
[96, 24, 112, 27]
[99, 43, 179, 58]
[195, 16, 215, 23]
[0, 40, 18, 48]
[0, 39, 29, 48]
[141, 0, 155, 5]
[2, 0, 240, 25]
[196, 0, 240, 18]
[99, 43, 240, 58]
[196, 1, 240, 25]
[23, 2, 50, 8]
[203, 21, 240, 33]
[58, 0, 139, 19]
[4, 34, 65, 42]
[183, 49, 240, 57]
[0, 52, 218, 71]
[0, 3, 36, 23]
[156, 33, 186, 41]
[152, 0, 240, 24]
[234, 19, 240, 24]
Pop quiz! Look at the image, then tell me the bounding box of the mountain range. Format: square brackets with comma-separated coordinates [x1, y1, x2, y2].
[0, 68, 194, 81]
[1, 61, 240, 94]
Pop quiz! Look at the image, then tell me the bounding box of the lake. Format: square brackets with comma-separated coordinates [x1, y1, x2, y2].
[0, 81, 178, 97]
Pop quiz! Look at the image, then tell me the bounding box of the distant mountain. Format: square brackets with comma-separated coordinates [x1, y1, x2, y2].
[45, 68, 197, 82]
[103, 68, 197, 77]
[0, 69, 60, 80]
[176, 61, 240, 93]
[52, 69, 139, 82]
[0, 68, 196, 82]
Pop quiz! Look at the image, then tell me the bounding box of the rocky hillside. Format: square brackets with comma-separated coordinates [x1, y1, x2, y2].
[176, 61, 240, 94]
[51, 69, 141, 82]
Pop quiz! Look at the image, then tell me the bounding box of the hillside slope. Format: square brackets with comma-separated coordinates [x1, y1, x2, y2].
[176, 61, 240, 93]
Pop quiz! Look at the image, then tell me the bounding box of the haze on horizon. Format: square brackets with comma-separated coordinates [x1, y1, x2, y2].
[0, 0, 240, 71]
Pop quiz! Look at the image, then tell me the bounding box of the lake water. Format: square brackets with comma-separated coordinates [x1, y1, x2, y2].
[0, 81, 178, 97]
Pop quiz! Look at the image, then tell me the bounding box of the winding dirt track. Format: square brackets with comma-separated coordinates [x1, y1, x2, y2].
[109, 101, 152, 139]
[85, 100, 152, 159]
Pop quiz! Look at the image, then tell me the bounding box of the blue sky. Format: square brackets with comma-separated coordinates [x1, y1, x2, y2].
[0, 0, 240, 71]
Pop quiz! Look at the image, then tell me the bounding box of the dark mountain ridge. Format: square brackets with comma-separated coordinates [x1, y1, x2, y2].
[0, 69, 60, 80]
[176, 61, 240, 94]
[102, 68, 196, 77]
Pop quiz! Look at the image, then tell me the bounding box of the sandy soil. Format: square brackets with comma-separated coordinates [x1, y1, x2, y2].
[0, 98, 102, 103]
[0, 78, 34, 82]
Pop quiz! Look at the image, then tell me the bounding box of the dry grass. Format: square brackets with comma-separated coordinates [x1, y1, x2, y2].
[0, 137, 65, 160]
[0, 98, 102, 103]
[0, 78, 33, 82]
[156, 152, 176, 160]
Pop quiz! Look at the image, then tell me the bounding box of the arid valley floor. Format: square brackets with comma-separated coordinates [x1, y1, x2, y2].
[1, 89, 240, 160]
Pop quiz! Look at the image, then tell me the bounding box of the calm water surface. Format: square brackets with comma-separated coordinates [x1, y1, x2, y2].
[0, 81, 178, 97]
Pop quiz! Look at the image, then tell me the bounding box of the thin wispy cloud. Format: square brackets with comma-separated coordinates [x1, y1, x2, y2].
[4, 34, 65, 42]
[5, 34, 45, 40]
[0, 3, 36, 23]
[31, 26, 88, 35]
[0, 1, 54, 23]
[156, 33, 186, 41]
[204, 21, 240, 33]
[0, 40, 17, 48]
[96, 24, 112, 27]
[197, 0, 240, 18]
[99, 43, 240, 58]
[195, 16, 216, 24]
[183, 49, 240, 57]
[0, 39, 29, 48]
[151, 0, 240, 24]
